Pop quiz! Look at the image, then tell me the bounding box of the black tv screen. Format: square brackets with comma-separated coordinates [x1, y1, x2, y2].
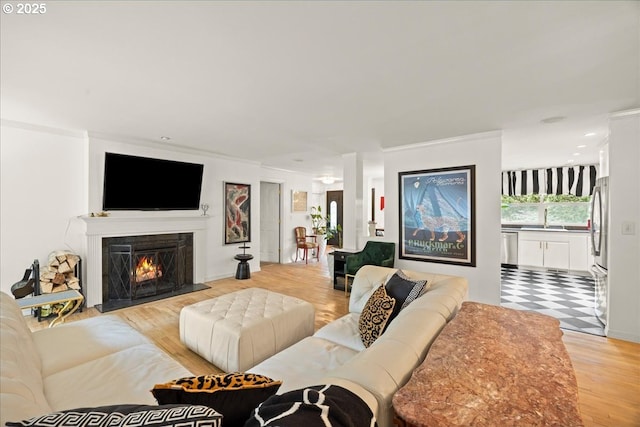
[102, 152, 204, 211]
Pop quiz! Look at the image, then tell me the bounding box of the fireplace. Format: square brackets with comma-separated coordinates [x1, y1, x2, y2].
[100, 233, 203, 312]
[79, 215, 208, 308]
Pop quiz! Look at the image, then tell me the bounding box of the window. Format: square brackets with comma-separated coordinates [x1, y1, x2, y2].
[501, 204, 540, 224]
[501, 194, 590, 226]
[545, 202, 590, 226]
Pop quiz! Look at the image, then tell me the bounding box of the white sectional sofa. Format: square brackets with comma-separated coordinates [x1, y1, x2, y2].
[0, 291, 191, 426]
[1, 264, 467, 427]
[248, 265, 468, 427]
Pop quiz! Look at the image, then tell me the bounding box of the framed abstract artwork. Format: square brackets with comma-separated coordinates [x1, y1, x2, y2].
[398, 165, 476, 266]
[292, 190, 308, 212]
[224, 182, 251, 244]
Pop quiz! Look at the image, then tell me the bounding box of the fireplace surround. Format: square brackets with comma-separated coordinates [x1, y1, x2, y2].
[78, 215, 208, 308]
[101, 233, 195, 311]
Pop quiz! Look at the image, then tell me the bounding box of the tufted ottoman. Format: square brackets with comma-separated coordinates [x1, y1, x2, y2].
[179, 288, 315, 372]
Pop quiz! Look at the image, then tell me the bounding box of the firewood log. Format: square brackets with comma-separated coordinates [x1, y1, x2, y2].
[41, 268, 56, 280]
[51, 284, 68, 293]
[66, 255, 79, 269]
[57, 261, 72, 274]
[41, 281, 53, 293]
[52, 273, 66, 286]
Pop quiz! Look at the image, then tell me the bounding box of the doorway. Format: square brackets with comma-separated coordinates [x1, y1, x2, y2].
[326, 190, 343, 247]
[260, 182, 281, 263]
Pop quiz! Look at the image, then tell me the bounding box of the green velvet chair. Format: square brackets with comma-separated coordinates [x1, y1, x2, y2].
[345, 241, 396, 276]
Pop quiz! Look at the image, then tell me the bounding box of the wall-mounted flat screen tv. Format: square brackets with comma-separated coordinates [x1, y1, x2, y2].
[102, 152, 204, 211]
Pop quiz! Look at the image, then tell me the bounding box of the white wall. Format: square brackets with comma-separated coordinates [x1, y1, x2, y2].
[1, 121, 314, 301]
[84, 136, 264, 282]
[606, 109, 640, 342]
[369, 176, 385, 230]
[384, 131, 502, 305]
[1, 122, 88, 295]
[260, 167, 315, 263]
[342, 153, 364, 251]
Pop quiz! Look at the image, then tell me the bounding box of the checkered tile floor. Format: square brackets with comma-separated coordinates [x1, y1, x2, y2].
[501, 267, 605, 336]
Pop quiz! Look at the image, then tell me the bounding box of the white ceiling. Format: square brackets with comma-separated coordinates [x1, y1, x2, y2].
[1, 1, 638, 180]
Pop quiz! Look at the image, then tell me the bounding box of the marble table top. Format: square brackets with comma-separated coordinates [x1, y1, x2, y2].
[393, 301, 583, 427]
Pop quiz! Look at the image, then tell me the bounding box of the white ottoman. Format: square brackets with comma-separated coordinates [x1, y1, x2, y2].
[180, 288, 315, 372]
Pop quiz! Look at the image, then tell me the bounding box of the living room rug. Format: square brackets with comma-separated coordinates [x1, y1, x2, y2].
[501, 267, 605, 337]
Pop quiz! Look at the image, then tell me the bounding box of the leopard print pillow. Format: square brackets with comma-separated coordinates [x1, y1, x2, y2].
[358, 284, 396, 347]
[152, 373, 281, 426]
[153, 372, 280, 393]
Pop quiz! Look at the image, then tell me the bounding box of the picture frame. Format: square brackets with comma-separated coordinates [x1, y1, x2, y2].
[224, 182, 251, 244]
[398, 165, 475, 266]
[292, 190, 308, 212]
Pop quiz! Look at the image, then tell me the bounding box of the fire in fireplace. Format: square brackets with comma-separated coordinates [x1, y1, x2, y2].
[101, 233, 195, 310]
[135, 256, 163, 283]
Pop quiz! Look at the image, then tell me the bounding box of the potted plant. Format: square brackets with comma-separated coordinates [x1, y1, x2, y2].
[310, 206, 326, 235]
[310, 206, 328, 256]
[311, 205, 345, 250]
[326, 224, 343, 248]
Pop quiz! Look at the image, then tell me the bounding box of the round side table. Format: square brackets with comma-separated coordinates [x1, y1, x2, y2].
[234, 246, 253, 279]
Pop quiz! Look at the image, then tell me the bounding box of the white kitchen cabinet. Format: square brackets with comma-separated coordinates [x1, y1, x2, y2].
[544, 241, 570, 269]
[518, 239, 545, 267]
[568, 235, 590, 272]
[516, 231, 591, 272]
[518, 232, 570, 270]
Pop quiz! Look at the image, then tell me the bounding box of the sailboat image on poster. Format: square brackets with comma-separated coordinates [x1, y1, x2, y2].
[399, 165, 476, 266]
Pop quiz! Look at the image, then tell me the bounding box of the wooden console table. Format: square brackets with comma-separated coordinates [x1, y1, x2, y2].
[17, 289, 84, 328]
[393, 301, 583, 427]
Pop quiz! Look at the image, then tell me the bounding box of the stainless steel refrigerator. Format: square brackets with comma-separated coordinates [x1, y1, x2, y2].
[590, 177, 609, 326]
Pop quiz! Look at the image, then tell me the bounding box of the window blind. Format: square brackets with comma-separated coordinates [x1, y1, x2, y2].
[501, 169, 545, 196]
[502, 165, 598, 197]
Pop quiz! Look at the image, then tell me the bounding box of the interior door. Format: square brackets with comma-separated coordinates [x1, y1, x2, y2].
[260, 182, 280, 263]
[326, 190, 343, 247]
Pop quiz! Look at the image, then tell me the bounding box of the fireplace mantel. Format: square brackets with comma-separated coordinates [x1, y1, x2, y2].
[78, 215, 208, 307]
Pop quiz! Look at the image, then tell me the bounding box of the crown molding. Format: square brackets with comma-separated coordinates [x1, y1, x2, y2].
[383, 130, 503, 153]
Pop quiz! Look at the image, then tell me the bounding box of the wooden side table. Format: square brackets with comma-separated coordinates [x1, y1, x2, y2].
[17, 289, 84, 327]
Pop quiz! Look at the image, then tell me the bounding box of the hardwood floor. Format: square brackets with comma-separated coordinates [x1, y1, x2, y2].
[25, 259, 639, 427]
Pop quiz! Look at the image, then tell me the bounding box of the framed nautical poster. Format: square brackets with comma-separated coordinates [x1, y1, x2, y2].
[224, 182, 251, 244]
[398, 165, 475, 266]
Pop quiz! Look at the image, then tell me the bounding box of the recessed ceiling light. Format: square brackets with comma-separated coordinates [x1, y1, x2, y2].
[541, 116, 566, 124]
[577, 144, 587, 148]
[567, 159, 575, 163]
[584, 132, 596, 137]
[573, 152, 580, 156]
[160, 136, 171, 141]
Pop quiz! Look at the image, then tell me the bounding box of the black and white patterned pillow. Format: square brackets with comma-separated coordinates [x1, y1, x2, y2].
[384, 269, 428, 319]
[244, 384, 377, 427]
[358, 284, 396, 347]
[6, 404, 222, 427]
